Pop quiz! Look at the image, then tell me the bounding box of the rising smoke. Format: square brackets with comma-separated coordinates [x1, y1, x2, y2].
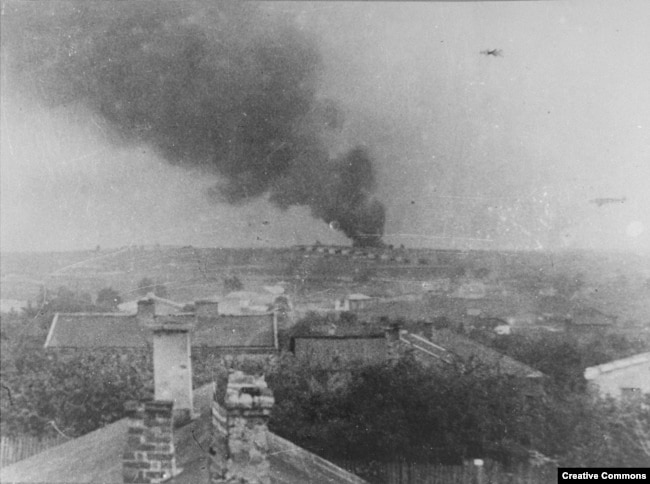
[3, 1, 385, 247]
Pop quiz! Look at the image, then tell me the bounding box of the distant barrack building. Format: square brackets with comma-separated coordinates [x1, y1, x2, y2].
[292, 244, 426, 264]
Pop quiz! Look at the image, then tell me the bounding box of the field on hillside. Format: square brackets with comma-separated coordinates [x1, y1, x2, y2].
[1, 246, 650, 330]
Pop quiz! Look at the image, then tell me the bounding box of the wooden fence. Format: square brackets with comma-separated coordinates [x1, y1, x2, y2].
[0, 435, 68, 468]
[337, 460, 557, 484]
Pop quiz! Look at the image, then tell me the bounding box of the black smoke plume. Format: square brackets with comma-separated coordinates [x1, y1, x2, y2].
[2, 2, 385, 247]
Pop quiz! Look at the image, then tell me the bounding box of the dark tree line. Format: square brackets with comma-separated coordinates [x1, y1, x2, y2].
[267, 354, 650, 474]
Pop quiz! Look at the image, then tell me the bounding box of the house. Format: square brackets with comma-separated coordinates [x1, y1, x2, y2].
[45, 297, 279, 421]
[334, 294, 376, 312]
[5, 295, 365, 483]
[584, 352, 650, 399]
[506, 313, 540, 328]
[0, 298, 28, 313]
[220, 290, 277, 314]
[421, 278, 451, 294]
[118, 293, 187, 315]
[0, 370, 367, 484]
[45, 298, 279, 352]
[451, 280, 487, 299]
[400, 327, 544, 396]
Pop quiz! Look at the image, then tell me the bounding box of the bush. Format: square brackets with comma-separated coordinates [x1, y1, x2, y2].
[223, 275, 244, 293]
[266, 352, 650, 468]
[95, 287, 122, 311]
[43, 286, 96, 313]
[1, 348, 152, 438]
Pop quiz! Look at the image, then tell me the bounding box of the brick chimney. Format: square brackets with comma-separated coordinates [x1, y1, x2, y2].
[209, 372, 275, 484]
[196, 300, 220, 319]
[123, 400, 179, 483]
[137, 298, 156, 324]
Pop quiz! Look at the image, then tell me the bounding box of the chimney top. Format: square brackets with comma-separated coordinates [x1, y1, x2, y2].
[210, 372, 275, 484]
[137, 297, 155, 307]
[225, 371, 274, 411]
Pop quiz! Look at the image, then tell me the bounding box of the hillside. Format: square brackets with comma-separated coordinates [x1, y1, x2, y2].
[1, 246, 649, 331]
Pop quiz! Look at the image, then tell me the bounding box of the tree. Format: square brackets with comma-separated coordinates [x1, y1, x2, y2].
[0, 348, 152, 438]
[42, 286, 95, 313]
[96, 287, 122, 311]
[223, 275, 244, 293]
[267, 352, 650, 472]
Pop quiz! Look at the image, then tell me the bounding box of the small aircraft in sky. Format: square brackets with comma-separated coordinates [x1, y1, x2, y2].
[480, 49, 503, 57]
[589, 197, 627, 207]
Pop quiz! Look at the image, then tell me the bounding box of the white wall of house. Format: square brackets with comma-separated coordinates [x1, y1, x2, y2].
[153, 330, 193, 412]
[585, 354, 650, 399]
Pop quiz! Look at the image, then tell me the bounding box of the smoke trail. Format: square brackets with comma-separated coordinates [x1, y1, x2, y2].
[3, 1, 385, 246]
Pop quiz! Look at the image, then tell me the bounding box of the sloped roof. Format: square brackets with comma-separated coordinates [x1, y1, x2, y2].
[425, 330, 543, 379]
[0, 385, 366, 484]
[44, 313, 152, 348]
[584, 352, 650, 379]
[193, 313, 276, 347]
[45, 312, 277, 349]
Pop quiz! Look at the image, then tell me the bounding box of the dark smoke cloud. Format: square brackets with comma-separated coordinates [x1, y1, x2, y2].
[3, 1, 385, 246]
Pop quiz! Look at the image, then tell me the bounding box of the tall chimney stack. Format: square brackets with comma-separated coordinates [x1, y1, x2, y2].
[209, 372, 275, 484]
[123, 400, 178, 483]
[138, 296, 195, 425]
[137, 298, 156, 325]
[195, 300, 220, 319]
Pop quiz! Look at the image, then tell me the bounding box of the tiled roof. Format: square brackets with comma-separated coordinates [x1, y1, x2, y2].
[0, 385, 366, 484]
[413, 329, 543, 379]
[44, 313, 152, 348]
[44, 312, 277, 349]
[193, 313, 276, 347]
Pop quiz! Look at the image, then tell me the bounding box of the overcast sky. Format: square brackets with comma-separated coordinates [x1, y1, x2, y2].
[2, 1, 649, 253]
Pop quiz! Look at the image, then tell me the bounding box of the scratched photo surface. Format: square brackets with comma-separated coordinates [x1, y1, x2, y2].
[1, 0, 650, 480]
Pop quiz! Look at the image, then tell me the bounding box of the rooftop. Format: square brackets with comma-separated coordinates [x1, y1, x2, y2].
[0, 384, 367, 484]
[44, 313, 151, 348]
[410, 329, 544, 379]
[44, 308, 277, 349]
[584, 352, 650, 379]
